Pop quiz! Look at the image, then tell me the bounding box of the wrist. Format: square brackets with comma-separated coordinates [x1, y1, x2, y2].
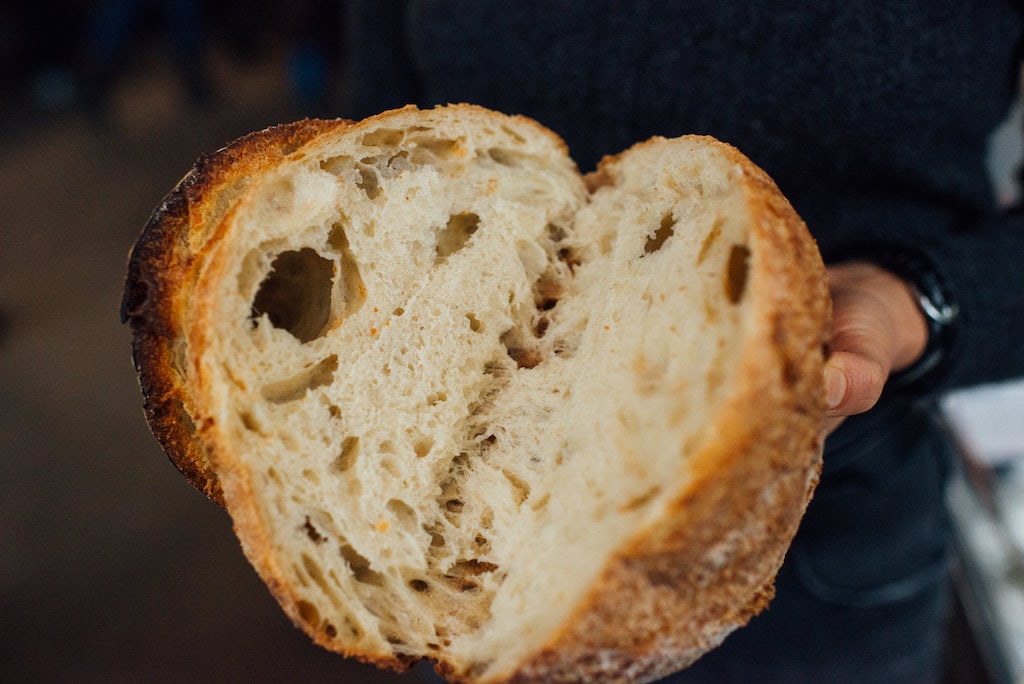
[874, 265, 929, 372]
[831, 246, 959, 393]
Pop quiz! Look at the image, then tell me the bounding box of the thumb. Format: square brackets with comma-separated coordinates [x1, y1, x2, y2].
[825, 349, 889, 417]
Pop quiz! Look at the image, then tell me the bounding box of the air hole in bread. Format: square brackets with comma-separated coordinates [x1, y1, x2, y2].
[414, 436, 435, 458]
[326, 222, 349, 250]
[445, 559, 499, 592]
[387, 499, 418, 530]
[481, 360, 501, 377]
[296, 599, 320, 625]
[239, 410, 262, 433]
[303, 516, 327, 544]
[725, 243, 751, 304]
[331, 436, 360, 473]
[620, 486, 662, 512]
[507, 347, 542, 369]
[533, 270, 564, 310]
[466, 313, 482, 332]
[343, 616, 363, 640]
[644, 212, 677, 255]
[697, 217, 725, 265]
[355, 166, 381, 199]
[326, 223, 367, 321]
[323, 622, 337, 638]
[487, 148, 523, 167]
[251, 248, 334, 342]
[262, 355, 338, 403]
[546, 223, 567, 242]
[455, 558, 499, 576]
[409, 137, 461, 165]
[501, 470, 530, 506]
[385, 150, 417, 176]
[499, 124, 526, 143]
[500, 328, 542, 370]
[340, 543, 385, 586]
[319, 154, 353, 176]
[302, 553, 343, 606]
[435, 212, 480, 263]
[380, 456, 401, 479]
[409, 578, 430, 593]
[424, 521, 446, 548]
[360, 128, 405, 148]
[557, 246, 581, 271]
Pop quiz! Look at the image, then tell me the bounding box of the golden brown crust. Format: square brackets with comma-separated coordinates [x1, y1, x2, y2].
[508, 139, 829, 683]
[121, 118, 350, 505]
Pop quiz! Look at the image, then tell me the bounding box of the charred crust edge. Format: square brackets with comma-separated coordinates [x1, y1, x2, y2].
[121, 118, 350, 506]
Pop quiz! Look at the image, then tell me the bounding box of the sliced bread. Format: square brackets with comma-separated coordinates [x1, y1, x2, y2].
[122, 104, 829, 683]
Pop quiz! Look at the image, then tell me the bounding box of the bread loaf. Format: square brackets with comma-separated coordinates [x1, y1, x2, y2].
[121, 104, 829, 683]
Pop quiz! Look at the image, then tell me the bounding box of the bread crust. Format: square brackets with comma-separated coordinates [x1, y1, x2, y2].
[121, 118, 350, 504]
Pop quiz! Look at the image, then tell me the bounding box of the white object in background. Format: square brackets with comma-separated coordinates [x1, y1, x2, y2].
[943, 379, 1024, 465]
[986, 83, 1024, 208]
[947, 474, 1024, 684]
[943, 379, 1024, 683]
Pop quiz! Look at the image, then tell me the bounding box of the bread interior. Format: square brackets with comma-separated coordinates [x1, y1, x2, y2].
[195, 109, 754, 679]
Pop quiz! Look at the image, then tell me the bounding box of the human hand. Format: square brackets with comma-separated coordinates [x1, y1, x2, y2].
[823, 262, 929, 436]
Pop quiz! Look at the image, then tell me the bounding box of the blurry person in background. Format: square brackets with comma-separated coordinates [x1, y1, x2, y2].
[341, 2, 1024, 682]
[280, 0, 346, 116]
[75, 0, 346, 122]
[80, 0, 210, 119]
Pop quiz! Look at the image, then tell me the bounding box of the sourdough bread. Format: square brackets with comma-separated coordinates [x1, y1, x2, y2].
[122, 104, 830, 683]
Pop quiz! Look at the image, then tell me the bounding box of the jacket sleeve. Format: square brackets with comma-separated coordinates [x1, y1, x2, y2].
[926, 207, 1024, 391]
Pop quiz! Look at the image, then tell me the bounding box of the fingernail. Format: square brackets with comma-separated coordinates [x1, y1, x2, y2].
[825, 366, 846, 410]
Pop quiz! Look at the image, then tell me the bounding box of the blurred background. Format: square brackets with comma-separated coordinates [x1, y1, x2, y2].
[0, 0, 422, 680]
[1, 2, 1022, 682]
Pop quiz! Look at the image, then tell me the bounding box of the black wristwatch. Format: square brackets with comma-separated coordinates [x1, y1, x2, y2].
[837, 246, 960, 393]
